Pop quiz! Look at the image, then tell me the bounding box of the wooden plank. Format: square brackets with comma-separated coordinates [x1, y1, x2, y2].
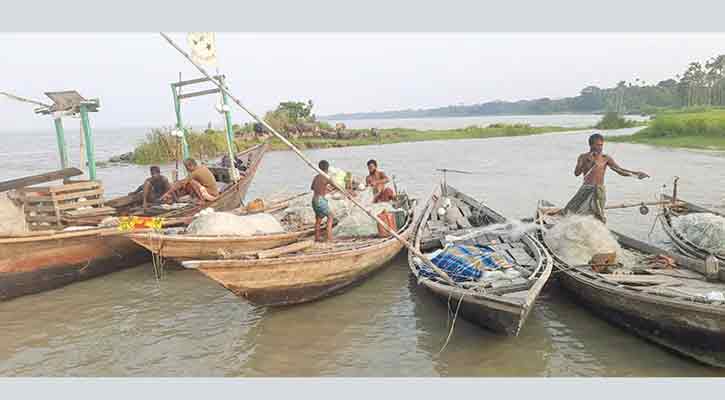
[26, 215, 62, 223]
[0, 168, 83, 193]
[178, 88, 221, 100]
[51, 188, 104, 201]
[63, 206, 115, 218]
[48, 181, 101, 194]
[54, 198, 105, 211]
[605, 274, 681, 285]
[257, 240, 315, 259]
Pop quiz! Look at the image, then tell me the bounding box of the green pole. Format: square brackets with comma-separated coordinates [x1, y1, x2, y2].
[171, 84, 190, 159]
[220, 78, 238, 181]
[53, 117, 69, 170]
[79, 104, 97, 180]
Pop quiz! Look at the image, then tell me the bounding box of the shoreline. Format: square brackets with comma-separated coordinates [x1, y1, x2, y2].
[127, 125, 592, 165]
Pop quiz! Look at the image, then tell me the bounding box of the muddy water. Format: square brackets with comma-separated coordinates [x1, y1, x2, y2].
[1, 121, 725, 376]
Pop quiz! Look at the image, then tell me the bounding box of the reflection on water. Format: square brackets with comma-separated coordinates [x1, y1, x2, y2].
[1, 117, 725, 376]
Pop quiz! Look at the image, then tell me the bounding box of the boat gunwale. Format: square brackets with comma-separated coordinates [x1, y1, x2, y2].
[408, 184, 553, 311]
[183, 208, 416, 269]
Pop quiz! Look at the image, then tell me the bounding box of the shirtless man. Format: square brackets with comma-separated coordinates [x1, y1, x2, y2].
[129, 166, 171, 210]
[160, 158, 219, 205]
[311, 160, 334, 242]
[563, 133, 649, 223]
[365, 159, 395, 203]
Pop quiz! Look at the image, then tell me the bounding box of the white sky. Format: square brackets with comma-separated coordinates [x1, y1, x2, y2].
[1, 33, 724, 130]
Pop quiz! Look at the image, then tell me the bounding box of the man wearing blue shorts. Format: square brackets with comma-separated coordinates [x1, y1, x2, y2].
[311, 160, 334, 242]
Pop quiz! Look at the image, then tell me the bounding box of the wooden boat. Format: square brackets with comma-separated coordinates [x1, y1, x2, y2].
[181, 195, 416, 306]
[0, 227, 150, 301]
[537, 201, 725, 368]
[127, 192, 316, 261]
[0, 145, 268, 301]
[91, 142, 268, 221]
[407, 184, 552, 336]
[659, 194, 725, 264]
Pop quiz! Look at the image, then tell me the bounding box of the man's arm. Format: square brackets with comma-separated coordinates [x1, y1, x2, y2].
[574, 153, 590, 176]
[607, 156, 649, 179]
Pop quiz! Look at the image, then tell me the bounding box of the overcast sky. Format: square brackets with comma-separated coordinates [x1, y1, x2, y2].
[1, 33, 724, 130]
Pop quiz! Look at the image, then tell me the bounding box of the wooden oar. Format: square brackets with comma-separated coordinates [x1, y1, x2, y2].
[159, 32, 457, 286]
[0, 168, 83, 193]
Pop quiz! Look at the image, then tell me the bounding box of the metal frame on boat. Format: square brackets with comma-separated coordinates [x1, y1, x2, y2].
[0, 144, 268, 301]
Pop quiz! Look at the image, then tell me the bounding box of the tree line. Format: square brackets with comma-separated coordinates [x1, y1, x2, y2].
[325, 54, 725, 120]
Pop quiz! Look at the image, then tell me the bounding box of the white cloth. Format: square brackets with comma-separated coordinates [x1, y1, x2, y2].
[187, 32, 217, 66]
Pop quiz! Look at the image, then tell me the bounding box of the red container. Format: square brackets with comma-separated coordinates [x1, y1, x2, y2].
[377, 210, 397, 238]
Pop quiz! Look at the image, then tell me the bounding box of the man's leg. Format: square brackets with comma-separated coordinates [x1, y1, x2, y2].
[314, 216, 322, 242]
[325, 213, 334, 242]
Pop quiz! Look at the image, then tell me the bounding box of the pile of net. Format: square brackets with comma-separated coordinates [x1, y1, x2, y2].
[280, 192, 354, 228]
[544, 215, 621, 266]
[0, 192, 27, 235]
[672, 213, 725, 255]
[186, 209, 285, 236]
[419, 244, 521, 283]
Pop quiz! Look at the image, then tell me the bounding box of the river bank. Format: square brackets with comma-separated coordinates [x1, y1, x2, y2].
[129, 124, 589, 164]
[608, 109, 725, 151]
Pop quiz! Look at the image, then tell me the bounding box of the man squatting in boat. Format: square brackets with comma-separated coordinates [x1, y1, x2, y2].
[129, 165, 172, 210]
[365, 159, 396, 203]
[563, 133, 649, 223]
[160, 158, 220, 205]
[311, 160, 334, 242]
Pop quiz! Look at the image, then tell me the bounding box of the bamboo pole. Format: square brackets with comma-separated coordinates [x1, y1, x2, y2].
[159, 32, 456, 285]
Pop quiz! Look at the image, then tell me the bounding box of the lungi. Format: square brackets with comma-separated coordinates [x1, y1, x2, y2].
[563, 184, 607, 223]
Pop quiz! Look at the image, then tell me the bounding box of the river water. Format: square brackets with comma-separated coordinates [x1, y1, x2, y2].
[1, 115, 725, 376]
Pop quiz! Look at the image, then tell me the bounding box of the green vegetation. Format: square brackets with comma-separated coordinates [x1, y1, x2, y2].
[608, 109, 725, 151]
[129, 123, 588, 164]
[132, 128, 234, 164]
[594, 112, 644, 129]
[327, 54, 725, 120]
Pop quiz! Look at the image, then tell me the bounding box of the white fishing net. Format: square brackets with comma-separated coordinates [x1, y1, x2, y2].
[0, 192, 27, 235]
[672, 213, 725, 255]
[544, 215, 622, 266]
[186, 211, 285, 236]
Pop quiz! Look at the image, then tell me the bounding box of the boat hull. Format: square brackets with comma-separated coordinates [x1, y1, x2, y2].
[558, 270, 725, 367]
[129, 228, 315, 261]
[0, 230, 147, 301]
[197, 234, 408, 306]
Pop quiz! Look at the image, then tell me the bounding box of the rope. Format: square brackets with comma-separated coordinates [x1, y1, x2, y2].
[159, 32, 457, 286]
[438, 293, 465, 355]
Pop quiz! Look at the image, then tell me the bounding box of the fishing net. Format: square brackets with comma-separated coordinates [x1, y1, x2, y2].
[672, 213, 725, 255]
[186, 210, 285, 236]
[0, 192, 27, 235]
[544, 215, 621, 266]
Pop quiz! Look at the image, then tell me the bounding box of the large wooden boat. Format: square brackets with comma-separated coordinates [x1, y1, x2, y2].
[95, 143, 268, 221]
[127, 198, 314, 262]
[407, 184, 552, 336]
[537, 201, 725, 368]
[659, 194, 725, 264]
[0, 144, 268, 301]
[181, 195, 416, 306]
[0, 227, 149, 301]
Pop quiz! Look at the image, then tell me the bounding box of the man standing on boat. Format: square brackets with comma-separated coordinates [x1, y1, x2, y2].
[365, 159, 395, 203]
[311, 160, 334, 242]
[563, 133, 649, 223]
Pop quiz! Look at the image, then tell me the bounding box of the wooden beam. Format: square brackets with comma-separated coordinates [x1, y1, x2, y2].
[171, 75, 225, 88]
[178, 88, 222, 100]
[0, 168, 83, 193]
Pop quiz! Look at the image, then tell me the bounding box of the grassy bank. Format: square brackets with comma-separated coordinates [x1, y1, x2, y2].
[130, 124, 587, 164]
[608, 109, 725, 151]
